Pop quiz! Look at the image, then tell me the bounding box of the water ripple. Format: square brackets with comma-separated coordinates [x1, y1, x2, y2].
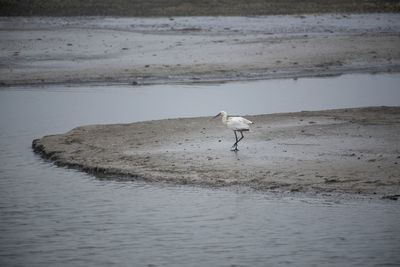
[1, 75, 400, 266]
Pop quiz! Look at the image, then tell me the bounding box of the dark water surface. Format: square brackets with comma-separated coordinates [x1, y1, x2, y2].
[1, 74, 400, 266]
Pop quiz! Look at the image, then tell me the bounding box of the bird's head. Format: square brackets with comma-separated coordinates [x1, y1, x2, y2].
[213, 111, 227, 119]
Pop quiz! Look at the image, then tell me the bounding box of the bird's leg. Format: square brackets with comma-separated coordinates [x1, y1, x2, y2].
[231, 131, 245, 151]
[234, 131, 244, 150]
[232, 131, 238, 147]
[231, 131, 239, 151]
[237, 131, 244, 144]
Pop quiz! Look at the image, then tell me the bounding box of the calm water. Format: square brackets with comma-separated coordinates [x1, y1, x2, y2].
[1, 74, 400, 266]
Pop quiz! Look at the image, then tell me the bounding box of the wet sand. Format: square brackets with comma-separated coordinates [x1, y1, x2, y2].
[1, 14, 400, 86]
[33, 107, 400, 199]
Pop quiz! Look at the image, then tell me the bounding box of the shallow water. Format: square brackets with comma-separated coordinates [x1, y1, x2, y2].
[1, 74, 400, 266]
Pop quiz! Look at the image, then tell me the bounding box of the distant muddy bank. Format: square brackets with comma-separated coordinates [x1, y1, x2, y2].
[1, 14, 400, 86]
[33, 107, 400, 200]
[1, 0, 399, 17]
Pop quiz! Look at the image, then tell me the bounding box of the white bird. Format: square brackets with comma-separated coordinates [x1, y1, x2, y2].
[213, 111, 253, 151]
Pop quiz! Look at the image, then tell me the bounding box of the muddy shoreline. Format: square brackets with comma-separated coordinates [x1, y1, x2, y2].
[2, 14, 400, 86]
[32, 107, 400, 200]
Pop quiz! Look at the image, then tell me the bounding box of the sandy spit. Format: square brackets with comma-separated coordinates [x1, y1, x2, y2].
[32, 107, 400, 199]
[1, 14, 400, 86]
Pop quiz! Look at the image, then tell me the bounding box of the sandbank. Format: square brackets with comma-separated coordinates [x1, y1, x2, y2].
[33, 107, 400, 199]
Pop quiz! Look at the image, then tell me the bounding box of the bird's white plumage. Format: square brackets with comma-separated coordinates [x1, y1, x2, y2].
[226, 116, 253, 131]
[218, 111, 253, 131]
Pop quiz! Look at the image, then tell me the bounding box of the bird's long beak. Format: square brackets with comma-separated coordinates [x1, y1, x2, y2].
[210, 113, 220, 121]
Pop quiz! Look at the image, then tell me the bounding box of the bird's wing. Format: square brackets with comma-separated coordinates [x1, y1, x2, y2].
[239, 117, 253, 124]
[227, 116, 253, 130]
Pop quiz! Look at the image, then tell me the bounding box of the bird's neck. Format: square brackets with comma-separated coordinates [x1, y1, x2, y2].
[221, 114, 228, 124]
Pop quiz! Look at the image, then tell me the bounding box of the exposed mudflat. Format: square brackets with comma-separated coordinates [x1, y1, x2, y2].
[33, 106, 400, 199]
[1, 14, 400, 86]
